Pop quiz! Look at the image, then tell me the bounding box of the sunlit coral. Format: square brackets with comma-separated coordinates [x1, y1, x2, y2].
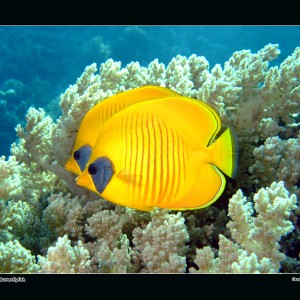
[190, 182, 297, 273]
[249, 137, 300, 191]
[132, 209, 189, 273]
[0, 240, 39, 273]
[38, 235, 92, 273]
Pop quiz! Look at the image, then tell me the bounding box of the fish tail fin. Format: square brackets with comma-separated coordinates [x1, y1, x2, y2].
[207, 128, 238, 178]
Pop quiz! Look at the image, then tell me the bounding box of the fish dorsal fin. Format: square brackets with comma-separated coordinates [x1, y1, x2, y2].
[164, 96, 221, 146]
[77, 85, 180, 145]
[128, 96, 222, 147]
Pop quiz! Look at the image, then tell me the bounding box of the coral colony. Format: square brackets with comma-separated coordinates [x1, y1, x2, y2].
[0, 44, 299, 273]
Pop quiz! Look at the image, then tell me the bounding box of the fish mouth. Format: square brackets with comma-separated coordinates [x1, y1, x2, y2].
[76, 169, 97, 194]
[65, 158, 81, 175]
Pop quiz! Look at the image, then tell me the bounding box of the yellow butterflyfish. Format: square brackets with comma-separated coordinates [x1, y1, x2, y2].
[76, 95, 237, 211]
[65, 85, 180, 175]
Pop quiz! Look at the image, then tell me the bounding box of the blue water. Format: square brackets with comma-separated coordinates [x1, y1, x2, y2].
[0, 25, 299, 157]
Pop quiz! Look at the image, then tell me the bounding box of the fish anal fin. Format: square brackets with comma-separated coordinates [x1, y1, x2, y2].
[164, 164, 226, 210]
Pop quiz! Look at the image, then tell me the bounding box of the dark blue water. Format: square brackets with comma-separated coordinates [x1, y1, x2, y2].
[0, 26, 299, 157]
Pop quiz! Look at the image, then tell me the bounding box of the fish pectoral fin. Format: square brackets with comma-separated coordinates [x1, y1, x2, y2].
[117, 168, 144, 186]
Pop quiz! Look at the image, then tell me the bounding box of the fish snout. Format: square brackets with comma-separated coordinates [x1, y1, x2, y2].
[76, 169, 97, 193]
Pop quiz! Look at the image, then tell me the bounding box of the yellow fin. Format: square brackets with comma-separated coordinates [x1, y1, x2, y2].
[207, 128, 238, 178]
[164, 165, 226, 210]
[117, 168, 143, 186]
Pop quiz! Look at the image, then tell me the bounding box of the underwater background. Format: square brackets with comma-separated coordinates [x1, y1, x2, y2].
[1, 25, 300, 157]
[0, 25, 299, 273]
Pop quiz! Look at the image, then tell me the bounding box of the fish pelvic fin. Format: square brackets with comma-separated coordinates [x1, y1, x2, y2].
[207, 127, 238, 178]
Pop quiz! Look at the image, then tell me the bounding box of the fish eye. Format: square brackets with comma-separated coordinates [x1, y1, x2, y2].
[74, 145, 92, 172]
[73, 150, 81, 161]
[89, 157, 114, 194]
[88, 163, 98, 175]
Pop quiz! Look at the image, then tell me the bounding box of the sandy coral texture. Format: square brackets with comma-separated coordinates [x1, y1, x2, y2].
[0, 43, 299, 273]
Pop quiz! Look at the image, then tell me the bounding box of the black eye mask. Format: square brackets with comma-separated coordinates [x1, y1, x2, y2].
[88, 156, 114, 194]
[73, 145, 92, 172]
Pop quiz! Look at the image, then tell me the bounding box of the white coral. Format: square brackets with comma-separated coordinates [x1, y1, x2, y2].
[190, 182, 297, 273]
[43, 193, 85, 239]
[0, 240, 39, 273]
[249, 137, 300, 188]
[132, 209, 189, 273]
[38, 235, 92, 273]
[0, 155, 20, 199]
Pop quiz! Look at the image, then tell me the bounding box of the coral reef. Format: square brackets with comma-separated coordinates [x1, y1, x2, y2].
[0, 240, 39, 273]
[132, 209, 189, 273]
[0, 44, 299, 273]
[38, 235, 91, 273]
[249, 137, 300, 191]
[189, 182, 297, 273]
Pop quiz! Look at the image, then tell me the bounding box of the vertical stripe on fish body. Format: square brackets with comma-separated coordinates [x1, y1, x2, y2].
[65, 85, 180, 175]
